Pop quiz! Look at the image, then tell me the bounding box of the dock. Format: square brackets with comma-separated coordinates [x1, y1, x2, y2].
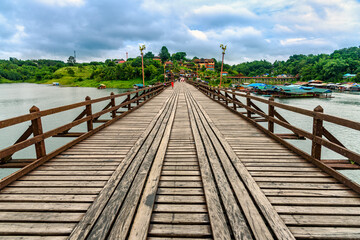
[0, 82, 360, 239]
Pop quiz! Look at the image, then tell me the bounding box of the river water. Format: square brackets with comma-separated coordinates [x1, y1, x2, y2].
[1, 83, 360, 183]
[0, 83, 130, 179]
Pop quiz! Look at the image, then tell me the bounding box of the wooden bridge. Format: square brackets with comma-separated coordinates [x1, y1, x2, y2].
[0, 82, 360, 239]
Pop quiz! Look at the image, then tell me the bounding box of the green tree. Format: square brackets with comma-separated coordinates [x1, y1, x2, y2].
[67, 68, 75, 76]
[144, 52, 155, 58]
[67, 56, 76, 65]
[172, 52, 187, 61]
[159, 46, 170, 63]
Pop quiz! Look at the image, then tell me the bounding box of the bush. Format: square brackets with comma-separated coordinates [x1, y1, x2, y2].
[66, 68, 75, 76]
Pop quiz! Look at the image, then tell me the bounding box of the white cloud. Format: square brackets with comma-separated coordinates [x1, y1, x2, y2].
[189, 30, 208, 41]
[34, 0, 85, 7]
[273, 24, 293, 33]
[280, 37, 329, 46]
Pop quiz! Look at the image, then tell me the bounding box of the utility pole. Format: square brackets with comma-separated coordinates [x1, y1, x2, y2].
[139, 45, 146, 87]
[164, 64, 166, 83]
[74, 50, 76, 63]
[219, 44, 227, 88]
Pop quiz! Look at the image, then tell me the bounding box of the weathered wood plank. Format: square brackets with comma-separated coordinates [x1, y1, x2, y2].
[151, 213, 209, 224]
[148, 224, 211, 237]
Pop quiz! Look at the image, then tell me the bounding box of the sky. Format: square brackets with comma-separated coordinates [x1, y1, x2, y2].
[1, 0, 360, 64]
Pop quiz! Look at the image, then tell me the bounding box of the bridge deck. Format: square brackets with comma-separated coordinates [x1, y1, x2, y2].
[0, 83, 359, 239]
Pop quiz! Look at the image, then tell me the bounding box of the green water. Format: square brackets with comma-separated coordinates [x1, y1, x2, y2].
[0, 83, 130, 179]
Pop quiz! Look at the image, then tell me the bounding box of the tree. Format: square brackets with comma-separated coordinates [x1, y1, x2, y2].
[159, 46, 170, 63]
[172, 52, 187, 61]
[144, 52, 155, 58]
[67, 68, 75, 76]
[67, 56, 76, 65]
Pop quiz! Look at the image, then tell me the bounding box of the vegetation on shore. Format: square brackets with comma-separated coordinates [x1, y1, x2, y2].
[0, 46, 359, 88]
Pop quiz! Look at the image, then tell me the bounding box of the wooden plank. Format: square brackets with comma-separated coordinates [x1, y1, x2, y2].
[0, 212, 84, 222]
[263, 189, 359, 197]
[126, 91, 178, 240]
[157, 188, 203, 195]
[148, 224, 211, 237]
[258, 182, 349, 190]
[289, 226, 360, 239]
[69, 91, 177, 240]
[254, 177, 337, 183]
[186, 87, 295, 240]
[281, 215, 360, 227]
[269, 196, 360, 206]
[275, 205, 360, 215]
[156, 195, 205, 203]
[186, 92, 273, 239]
[158, 181, 203, 188]
[1, 187, 101, 195]
[0, 202, 90, 211]
[0, 194, 96, 202]
[151, 213, 209, 224]
[10, 181, 107, 187]
[19, 175, 109, 181]
[153, 204, 207, 213]
[0, 237, 67, 240]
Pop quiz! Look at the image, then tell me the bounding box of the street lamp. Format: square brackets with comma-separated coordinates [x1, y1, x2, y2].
[164, 63, 166, 83]
[219, 44, 227, 88]
[139, 44, 146, 87]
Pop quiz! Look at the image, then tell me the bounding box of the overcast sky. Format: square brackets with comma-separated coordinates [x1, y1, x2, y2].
[1, 0, 360, 64]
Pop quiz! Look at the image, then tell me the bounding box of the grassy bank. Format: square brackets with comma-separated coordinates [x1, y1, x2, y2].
[42, 66, 151, 88]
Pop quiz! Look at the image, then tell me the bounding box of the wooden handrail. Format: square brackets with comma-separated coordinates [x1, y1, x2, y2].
[0, 84, 164, 129]
[189, 80, 360, 166]
[0, 83, 169, 163]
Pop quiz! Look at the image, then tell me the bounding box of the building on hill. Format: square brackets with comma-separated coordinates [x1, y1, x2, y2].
[165, 61, 173, 67]
[115, 59, 126, 64]
[153, 56, 161, 62]
[193, 58, 215, 71]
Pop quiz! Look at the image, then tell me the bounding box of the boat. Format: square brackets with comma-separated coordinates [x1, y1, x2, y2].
[52, 82, 59, 86]
[97, 84, 106, 89]
[133, 84, 146, 89]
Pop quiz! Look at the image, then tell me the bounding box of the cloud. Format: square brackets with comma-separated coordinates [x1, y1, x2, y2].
[34, 0, 85, 7]
[0, 0, 360, 63]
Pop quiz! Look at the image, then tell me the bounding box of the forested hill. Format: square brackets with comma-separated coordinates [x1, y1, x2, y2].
[1, 46, 360, 84]
[230, 46, 360, 81]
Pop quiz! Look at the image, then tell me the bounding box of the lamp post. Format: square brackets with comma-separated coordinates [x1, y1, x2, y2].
[164, 63, 166, 83]
[139, 44, 146, 87]
[219, 44, 227, 88]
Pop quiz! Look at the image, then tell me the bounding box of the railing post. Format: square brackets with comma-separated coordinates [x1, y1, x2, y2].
[232, 89, 237, 111]
[135, 91, 139, 105]
[312, 105, 324, 160]
[110, 92, 116, 119]
[85, 96, 93, 131]
[268, 97, 274, 133]
[246, 92, 251, 118]
[127, 94, 131, 111]
[217, 87, 220, 101]
[30, 106, 46, 159]
[225, 92, 228, 106]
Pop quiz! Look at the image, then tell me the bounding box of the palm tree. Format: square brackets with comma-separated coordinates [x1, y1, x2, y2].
[219, 44, 227, 88]
[139, 44, 146, 86]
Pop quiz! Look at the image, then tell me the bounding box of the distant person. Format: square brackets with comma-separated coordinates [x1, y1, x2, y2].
[171, 81, 174, 89]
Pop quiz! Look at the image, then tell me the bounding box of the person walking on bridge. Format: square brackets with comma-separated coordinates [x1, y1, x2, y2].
[171, 81, 174, 89]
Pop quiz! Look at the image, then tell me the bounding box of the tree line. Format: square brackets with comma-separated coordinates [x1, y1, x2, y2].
[1, 46, 359, 84]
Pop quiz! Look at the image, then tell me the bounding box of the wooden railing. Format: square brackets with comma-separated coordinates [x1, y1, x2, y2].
[188, 80, 360, 191]
[0, 83, 169, 188]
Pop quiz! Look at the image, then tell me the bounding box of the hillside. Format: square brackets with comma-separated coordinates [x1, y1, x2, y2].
[44, 66, 148, 88]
